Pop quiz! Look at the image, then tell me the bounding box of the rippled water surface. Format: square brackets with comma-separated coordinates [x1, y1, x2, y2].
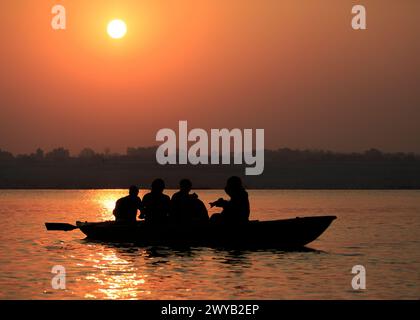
[0, 190, 419, 299]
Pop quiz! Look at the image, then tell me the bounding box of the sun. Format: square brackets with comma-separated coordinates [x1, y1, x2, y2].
[107, 19, 127, 39]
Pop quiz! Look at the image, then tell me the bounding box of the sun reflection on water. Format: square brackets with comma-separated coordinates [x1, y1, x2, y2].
[90, 190, 127, 220]
[102, 199, 116, 213]
[77, 190, 157, 299]
[83, 248, 150, 299]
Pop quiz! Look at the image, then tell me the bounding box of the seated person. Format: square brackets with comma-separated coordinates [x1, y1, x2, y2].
[210, 176, 250, 224]
[170, 179, 209, 224]
[113, 185, 143, 223]
[141, 179, 171, 223]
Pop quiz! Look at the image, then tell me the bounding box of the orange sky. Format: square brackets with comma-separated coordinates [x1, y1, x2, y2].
[0, 0, 419, 154]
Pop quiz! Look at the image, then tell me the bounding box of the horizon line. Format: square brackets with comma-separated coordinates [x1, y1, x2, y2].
[1, 146, 420, 157]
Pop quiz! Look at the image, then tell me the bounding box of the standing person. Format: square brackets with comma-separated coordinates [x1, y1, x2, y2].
[141, 179, 171, 224]
[113, 185, 143, 223]
[210, 176, 250, 224]
[170, 179, 209, 224]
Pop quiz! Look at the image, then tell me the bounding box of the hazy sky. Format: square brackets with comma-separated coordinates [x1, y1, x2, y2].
[0, 0, 419, 154]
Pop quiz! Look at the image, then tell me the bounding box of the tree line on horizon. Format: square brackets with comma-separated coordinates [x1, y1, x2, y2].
[1, 146, 419, 162]
[1, 146, 419, 189]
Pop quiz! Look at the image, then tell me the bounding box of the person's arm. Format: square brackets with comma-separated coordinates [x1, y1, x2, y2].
[209, 198, 229, 208]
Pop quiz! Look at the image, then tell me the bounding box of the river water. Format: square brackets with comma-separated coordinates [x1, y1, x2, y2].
[0, 189, 419, 299]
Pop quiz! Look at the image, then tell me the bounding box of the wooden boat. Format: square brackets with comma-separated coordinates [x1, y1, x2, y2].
[46, 215, 336, 248]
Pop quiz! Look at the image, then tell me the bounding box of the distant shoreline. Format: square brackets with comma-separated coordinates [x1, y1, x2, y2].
[2, 147, 419, 190]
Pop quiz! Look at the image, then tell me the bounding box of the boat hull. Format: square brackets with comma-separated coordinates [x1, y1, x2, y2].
[76, 216, 336, 248]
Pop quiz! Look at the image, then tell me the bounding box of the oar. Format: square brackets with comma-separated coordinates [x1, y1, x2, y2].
[45, 222, 79, 231]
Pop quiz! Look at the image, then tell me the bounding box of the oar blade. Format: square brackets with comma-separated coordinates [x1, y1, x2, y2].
[45, 222, 78, 231]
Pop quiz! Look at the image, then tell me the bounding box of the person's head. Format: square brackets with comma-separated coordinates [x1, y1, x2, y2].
[224, 176, 244, 196]
[129, 185, 139, 197]
[179, 179, 192, 193]
[151, 178, 165, 194]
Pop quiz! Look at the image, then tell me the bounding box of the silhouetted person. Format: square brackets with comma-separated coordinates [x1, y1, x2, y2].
[113, 185, 143, 223]
[210, 176, 250, 224]
[170, 179, 209, 224]
[141, 179, 171, 224]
